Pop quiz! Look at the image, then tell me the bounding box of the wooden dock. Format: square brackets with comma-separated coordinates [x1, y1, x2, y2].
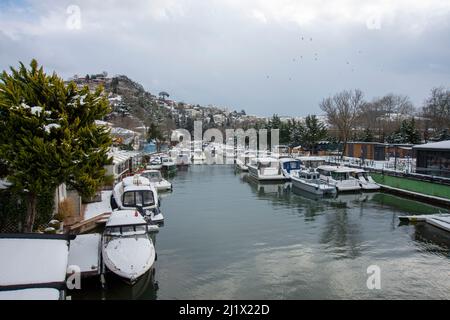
[67, 212, 111, 234]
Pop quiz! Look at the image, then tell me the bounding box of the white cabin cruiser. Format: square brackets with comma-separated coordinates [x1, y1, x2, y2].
[112, 175, 164, 224]
[102, 210, 156, 284]
[141, 170, 172, 192]
[350, 169, 380, 190]
[317, 166, 361, 192]
[247, 158, 288, 181]
[279, 158, 302, 179]
[161, 156, 177, 174]
[290, 170, 337, 196]
[192, 149, 206, 164]
[146, 156, 162, 170]
[296, 156, 327, 169]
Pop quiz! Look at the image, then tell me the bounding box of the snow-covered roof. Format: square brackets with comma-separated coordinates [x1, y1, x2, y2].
[413, 140, 450, 151]
[317, 165, 339, 171]
[0, 235, 71, 288]
[122, 175, 151, 188]
[279, 158, 300, 163]
[106, 210, 147, 227]
[110, 127, 137, 136]
[108, 150, 141, 165]
[297, 156, 327, 162]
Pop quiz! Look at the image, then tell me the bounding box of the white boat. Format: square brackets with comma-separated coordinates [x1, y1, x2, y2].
[235, 151, 256, 172]
[350, 169, 380, 190]
[146, 156, 162, 170]
[316, 165, 361, 192]
[426, 216, 450, 232]
[271, 145, 290, 159]
[192, 149, 206, 164]
[141, 169, 172, 192]
[296, 156, 327, 169]
[112, 175, 164, 224]
[102, 210, 156, 283]
[175, 153, 190, 167]
[279, 158, 302, 178]
[291, 170, 337, 196]
[161, 156, 177, 174]
[248, 158, 288, 181]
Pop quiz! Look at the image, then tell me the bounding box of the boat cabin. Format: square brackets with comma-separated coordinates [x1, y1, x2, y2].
[317, 166, 353, 181]
[297, 156, 327, 168]
[298, 170, 321, 180]
[141, 170, 163, 183]
[103, 210, 149, 239]
[113, 175, 158, 211]
[279, 158, 302, 174]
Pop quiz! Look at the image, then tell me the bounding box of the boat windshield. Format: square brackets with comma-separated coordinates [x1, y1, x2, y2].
[331, 172, 350, 180]
[150, 158, 161, 164]
[142, 172, 162, 182]
[123, 190, 155, 207]
[104, 224, 148, 238]
[284, 161, 300, 170]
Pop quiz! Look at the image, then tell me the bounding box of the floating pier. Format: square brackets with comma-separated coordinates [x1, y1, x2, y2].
[67, 233, 102, 278]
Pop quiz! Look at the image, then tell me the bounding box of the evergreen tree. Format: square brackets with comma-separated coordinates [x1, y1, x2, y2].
[300, 115, 328, 154]
[290, 120, 304, 147]
[360, 128, 374, 142]
[146, 122, 164, 152]
[0, 60, 112, 231]
[386, 118, 421, 144]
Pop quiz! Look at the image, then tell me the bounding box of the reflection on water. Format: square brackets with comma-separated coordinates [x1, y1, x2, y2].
[71, 267, 158, 300]
[77, 165, 450, 299]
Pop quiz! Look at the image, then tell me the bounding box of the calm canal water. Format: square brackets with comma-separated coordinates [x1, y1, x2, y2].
[73, 165, 450, 300]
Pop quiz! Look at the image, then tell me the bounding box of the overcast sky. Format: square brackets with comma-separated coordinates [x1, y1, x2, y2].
[0, 0, 449, 116]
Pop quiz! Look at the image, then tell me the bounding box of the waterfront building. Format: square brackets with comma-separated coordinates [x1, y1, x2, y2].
[414, 140, 450, 178]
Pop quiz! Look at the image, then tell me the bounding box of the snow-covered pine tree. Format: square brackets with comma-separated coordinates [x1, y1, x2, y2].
[0, 60, 112, 232]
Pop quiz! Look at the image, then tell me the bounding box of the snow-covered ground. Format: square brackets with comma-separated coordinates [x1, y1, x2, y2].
[83, 190, 113, 220]
[326, 156, 416, 173]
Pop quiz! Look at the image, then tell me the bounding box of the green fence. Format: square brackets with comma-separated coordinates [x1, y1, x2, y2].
[371, 173, 450, 200]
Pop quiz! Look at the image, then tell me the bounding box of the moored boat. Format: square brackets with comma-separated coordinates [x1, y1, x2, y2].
[316, 165, 361, 192]
[350, 169, 380, 190]
[290, 170, 337, 196]
[141, 169, 172, 192]
[102, 210, 156, 284]
[235, 151, 256, 172]
[146, 156, 162, 170]
[247, 158, 288, 181]
[161, 156, 177, 174]
[112, 175, 164, 224]
[279, 158, 302, 179]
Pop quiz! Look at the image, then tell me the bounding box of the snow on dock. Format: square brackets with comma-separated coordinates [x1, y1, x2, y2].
[0, 288, 61, 300]
[68, 233, 101, 277]
[427, 216, 450, 232]
[84, 190, 113, 220]
[0, 234, 74, 300]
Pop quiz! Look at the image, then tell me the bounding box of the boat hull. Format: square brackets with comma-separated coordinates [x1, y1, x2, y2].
[291, 177, 336, 196]
[248, 165, 288, 182]
[102, 237, 156, 284]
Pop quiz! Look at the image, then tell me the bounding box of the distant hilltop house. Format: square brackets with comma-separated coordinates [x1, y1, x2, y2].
[67, 72, 111, 92]
[213, 114, 226, 125]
